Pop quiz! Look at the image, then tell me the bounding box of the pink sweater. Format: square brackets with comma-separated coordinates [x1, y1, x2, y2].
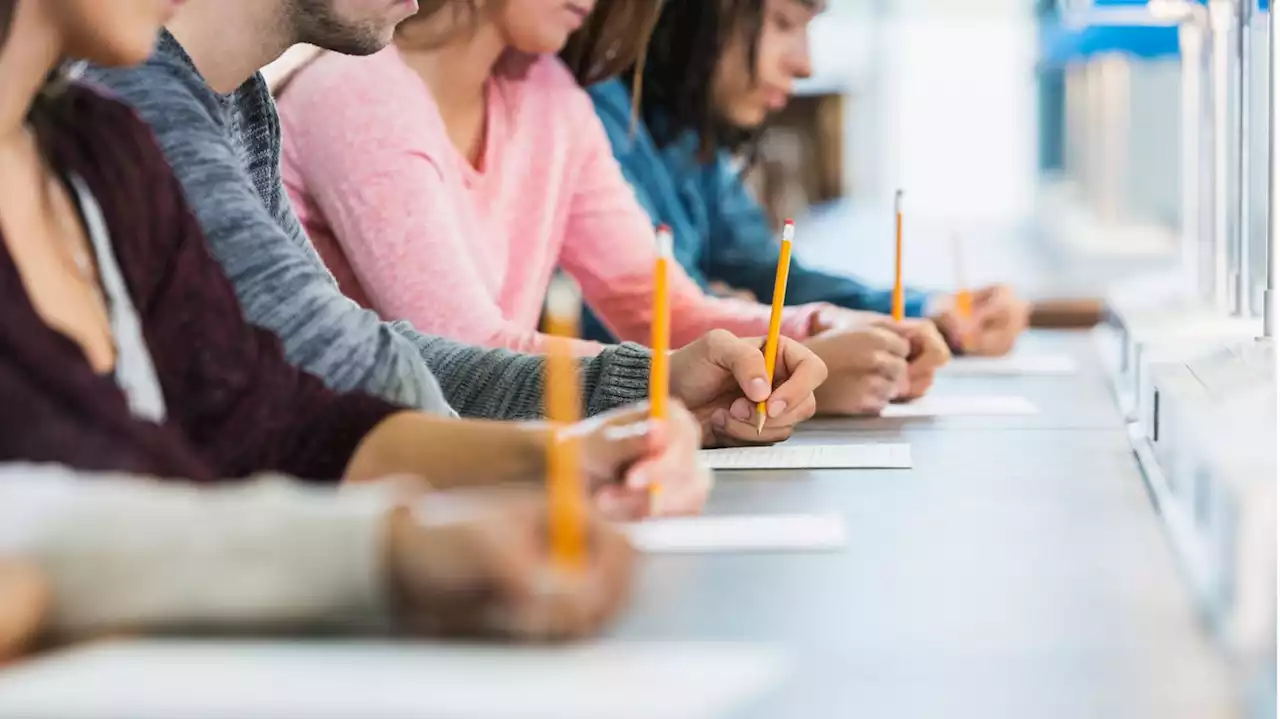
[278, 49, 821, 356]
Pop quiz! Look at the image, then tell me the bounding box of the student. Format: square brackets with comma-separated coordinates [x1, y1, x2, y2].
[0, 0, 715, 521]
[0, 465, 634, 642]
[589, 0, 1031, 358]
[86, 0, 827, 446]
[276, 0, 939, 414]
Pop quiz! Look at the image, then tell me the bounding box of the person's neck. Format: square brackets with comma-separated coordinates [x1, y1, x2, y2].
[166, 0, 294, 94]
[0, 1, 62, 147]
[396, 23, 507, 121]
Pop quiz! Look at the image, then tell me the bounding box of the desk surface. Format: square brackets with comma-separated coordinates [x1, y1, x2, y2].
[610, 331, 1234, 719]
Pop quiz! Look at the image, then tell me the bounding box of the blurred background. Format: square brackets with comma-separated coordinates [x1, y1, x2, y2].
[749, 0, 1271, 303]
[747, 3, 1276, 717]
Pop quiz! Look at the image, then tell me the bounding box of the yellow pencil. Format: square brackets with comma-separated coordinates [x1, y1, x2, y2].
[756, 219, 795, 435]
[892, 190, 905, 322]
[648, 225, 672, 500]
[952, 232, 974, 348]
[543, 275, 586, 573]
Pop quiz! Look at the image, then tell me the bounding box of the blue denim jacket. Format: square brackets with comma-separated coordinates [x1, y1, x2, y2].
[581, 79, 929, 342]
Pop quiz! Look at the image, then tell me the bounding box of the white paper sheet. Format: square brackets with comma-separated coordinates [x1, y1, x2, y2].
[880, 395, 1040, 418]
[943, 354, 1079, 376]
[698, 443, 911, 470]
[623, 514, 848, 554]
[0, 639, 787, 719]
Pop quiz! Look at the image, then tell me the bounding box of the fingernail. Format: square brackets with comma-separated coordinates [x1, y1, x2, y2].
[767, 399, 787, 418]
[711, 409, 728, 429]
[749, 378, 770, 399]
[730, 399, 752, 421]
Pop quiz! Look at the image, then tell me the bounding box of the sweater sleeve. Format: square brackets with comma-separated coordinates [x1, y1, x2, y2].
[85, 57, 456, 417]
[706, 159, 931, 317]
[121, 100, 401, 482]
[0, 465, 391, 635]
[557, 82, 825, 349]
[408, 329, 653, 420]
[279, 61, 614, 358]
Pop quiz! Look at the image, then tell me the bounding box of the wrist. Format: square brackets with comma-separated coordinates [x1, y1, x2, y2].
[512, 422, 553, 484]
[923, 292, 951, 319]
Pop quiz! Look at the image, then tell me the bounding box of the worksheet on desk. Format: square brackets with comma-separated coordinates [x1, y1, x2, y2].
[623, 514, 848, 554]
[698, 442, 911, 470]
[0, 639, 788, 719]
[943, 354, 1079, 376]
[880, 395, 1040, 417]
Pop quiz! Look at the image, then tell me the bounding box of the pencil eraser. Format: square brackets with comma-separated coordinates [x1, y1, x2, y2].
[783, 219, 794, 227]
[655, 225, 674, 257]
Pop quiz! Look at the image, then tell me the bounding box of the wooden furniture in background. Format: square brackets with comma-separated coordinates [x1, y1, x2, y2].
[745, 84, 849, 230]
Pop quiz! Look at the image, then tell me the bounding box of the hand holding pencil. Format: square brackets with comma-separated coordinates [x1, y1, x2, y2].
[667, 330, 827, 447]
[757, 219, 796, 434]
[541, 269, 710, 525]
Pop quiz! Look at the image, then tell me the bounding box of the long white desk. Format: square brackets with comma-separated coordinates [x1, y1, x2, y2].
[609, 330, 1235, 718]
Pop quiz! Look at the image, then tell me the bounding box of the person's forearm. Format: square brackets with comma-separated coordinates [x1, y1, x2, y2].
[0, 465, 391, 637]
[345, 414, 549, 489]
[407, 325, 652, 420]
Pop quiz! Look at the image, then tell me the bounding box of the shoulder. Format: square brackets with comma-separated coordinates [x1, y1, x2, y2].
[280, 47, 418, 113]
[83, 37, 222, 122]
[51, 82, 170, 165]
[500, 54, 596, 119]
[277, 47, 437, 146]
[585, 78, 631, 125]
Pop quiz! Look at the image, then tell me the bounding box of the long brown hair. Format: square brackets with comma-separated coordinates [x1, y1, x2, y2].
[397, 0, 660, 87]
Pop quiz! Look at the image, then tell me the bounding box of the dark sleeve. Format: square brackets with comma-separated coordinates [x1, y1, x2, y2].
[704, 159, 931, 316]
[0, 346, 180, 477]
[117, 101, 400, 482]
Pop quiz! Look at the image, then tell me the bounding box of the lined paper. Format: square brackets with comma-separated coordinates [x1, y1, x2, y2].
[0, 640, 787, 719]
[699, 443, 911, 470]
[944, 355, 1079, 376]
[624, 514, 848, 554]
[881, 395, 1040, 417]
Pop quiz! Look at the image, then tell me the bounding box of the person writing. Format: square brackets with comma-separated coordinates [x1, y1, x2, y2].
[0, 0, 709, 516]
[276, 0, 930, 414]
[587, 0, 1030, 359]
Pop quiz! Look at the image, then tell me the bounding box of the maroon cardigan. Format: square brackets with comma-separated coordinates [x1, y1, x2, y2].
[0, 84, 399, 482]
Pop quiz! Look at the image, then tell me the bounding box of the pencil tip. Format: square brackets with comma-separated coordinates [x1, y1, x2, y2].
[754, 413, 766, 435]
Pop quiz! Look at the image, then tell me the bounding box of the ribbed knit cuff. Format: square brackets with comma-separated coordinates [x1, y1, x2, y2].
[583, 342, 652, 416]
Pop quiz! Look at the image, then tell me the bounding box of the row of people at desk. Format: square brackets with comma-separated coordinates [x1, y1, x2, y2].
[0, 0, 1031, 657]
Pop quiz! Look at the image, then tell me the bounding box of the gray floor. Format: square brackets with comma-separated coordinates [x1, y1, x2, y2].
[609, 331, 1235, 718]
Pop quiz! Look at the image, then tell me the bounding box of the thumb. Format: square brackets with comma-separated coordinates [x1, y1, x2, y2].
[589, 416, 659, 485]
[706, 333, 772, 403]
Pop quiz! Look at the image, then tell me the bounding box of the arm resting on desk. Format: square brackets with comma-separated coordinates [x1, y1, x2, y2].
[0, 466, 393, 637]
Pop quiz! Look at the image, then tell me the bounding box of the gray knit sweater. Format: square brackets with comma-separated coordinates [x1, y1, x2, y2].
[86, 33, 651, 420]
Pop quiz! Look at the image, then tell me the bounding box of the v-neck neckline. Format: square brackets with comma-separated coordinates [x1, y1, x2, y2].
[452, 78, 503, 188]
[0, 173, 119, 380]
